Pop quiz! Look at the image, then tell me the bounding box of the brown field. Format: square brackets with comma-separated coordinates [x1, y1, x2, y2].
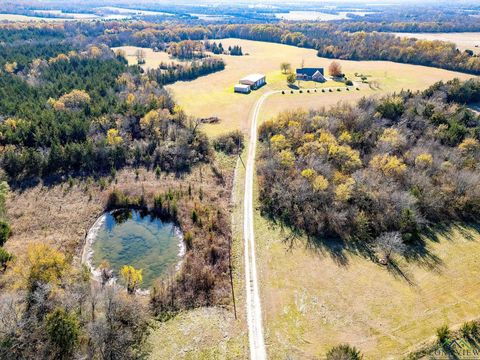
[165, 38, 475, 137]
[113, 46, 185, 70]
[394, 32, 480, 54]
[254, 190, 480, 359]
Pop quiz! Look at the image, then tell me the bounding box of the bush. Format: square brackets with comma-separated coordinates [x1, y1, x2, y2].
[0, 246, 13, 271]
[213, 130, 245, 154]
[326, 344, 362, 360]
[437, 325, 451, 344]
[0, 220, 11, 246]
[307, 90, 310, 93]
[291, 90, 294, 94]
[461, 321, 479, 338]
[356, 87, 360, 90]
[282, 90, 285, 94]
[46, 308, 80, 357]
[345, 80, 353, 86]
[322, 89, 325, 93]
[329, 89, 333, 92]
[299, 90, 303, 93]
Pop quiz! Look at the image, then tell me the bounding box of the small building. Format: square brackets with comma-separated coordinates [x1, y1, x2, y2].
[296, 68, 326, 82]
[239, 73, 266, 89]
[234, 83, 251, 94]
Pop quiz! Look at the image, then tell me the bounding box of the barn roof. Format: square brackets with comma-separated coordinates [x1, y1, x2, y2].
[240, 73, 265, 83]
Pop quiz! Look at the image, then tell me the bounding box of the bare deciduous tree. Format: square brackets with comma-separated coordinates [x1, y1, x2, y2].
[376, 231, 406, 264]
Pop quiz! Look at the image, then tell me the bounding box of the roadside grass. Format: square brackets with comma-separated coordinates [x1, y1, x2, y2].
[164, 38, 474, 137]
[253, 171, 480, 359]
[148, 307, 246, 360]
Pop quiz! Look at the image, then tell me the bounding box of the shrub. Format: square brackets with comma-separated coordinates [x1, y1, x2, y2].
[191, 209, 199, 223]
[337, 88, 341, 92]
[326, 344, 362, 360]
[213, 130, 245, 154]
[356, 87, 360, 90]
[46, 308, 80, 357]
[322, 89, 325, 93]
[184, 231, 193, 250]
[291, 90, 294, 94]
[155, 165, 161, 178]
[461, 321, 479, 338]
[345, 80, 353, 86]
[282, 90, 285, 94]
[0, 220, 11, 246]
[0, 246, 13, 271]
[299, 90, 303, 93]
[329, 89, 333, 92]
[437, 325, 451, 344]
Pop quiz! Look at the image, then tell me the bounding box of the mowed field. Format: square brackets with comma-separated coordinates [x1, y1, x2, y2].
[161, 38, 474, 136]
[394, 32, 480, 54]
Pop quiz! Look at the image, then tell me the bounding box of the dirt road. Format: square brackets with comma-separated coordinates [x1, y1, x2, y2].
[243, 90, 279, 360]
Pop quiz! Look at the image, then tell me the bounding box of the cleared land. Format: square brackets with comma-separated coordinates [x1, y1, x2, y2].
[254, 188, 480, 359]
[394, 32, 480, 54]
[113, 46, 184, 70]
[165, 38, 475, 136]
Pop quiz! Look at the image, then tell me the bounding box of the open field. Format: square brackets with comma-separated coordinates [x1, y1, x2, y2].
[165, 38, 475, 137]
[253, 179, 480, 359]
[113, 46, 184, 69]
[394, 32, 480, 54]
[0, 14, 70, 22]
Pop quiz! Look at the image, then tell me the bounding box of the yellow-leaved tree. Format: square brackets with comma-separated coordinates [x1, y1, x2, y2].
[106, 128, 123, 146]
[16, 243, 68, 292]
[120, 265, 143, 294]
[370, 154, 407, 177]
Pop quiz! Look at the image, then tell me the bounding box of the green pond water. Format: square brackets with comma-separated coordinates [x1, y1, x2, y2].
[91, 209, 182, 288]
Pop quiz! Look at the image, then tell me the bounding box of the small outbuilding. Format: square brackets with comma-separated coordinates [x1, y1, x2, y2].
[239, 73, 266, 89]
[234, 83, 251, 94]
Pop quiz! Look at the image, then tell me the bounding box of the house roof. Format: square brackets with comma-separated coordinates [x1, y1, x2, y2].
[296, 68, 324, 76]
[240, 73, 265, 83]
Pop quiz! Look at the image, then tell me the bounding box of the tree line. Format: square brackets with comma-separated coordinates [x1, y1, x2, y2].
[1, 21, 479, 74]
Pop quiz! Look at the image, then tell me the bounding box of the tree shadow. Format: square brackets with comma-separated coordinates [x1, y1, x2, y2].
[287, 84, 299, 90]
[385, 259, 417, 287]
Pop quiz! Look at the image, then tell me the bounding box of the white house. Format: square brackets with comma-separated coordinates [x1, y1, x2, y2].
[239, 74, 266, 89]
[234, 83, 251, 94]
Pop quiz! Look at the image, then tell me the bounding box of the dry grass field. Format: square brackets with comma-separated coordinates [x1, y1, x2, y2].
[164, 38, 474, 137]
[253, 179, 480, 359]
[112, 46, 184, 70]
[394, 32, 480, 54]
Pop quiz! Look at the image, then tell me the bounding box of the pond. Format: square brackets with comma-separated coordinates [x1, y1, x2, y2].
[88, 209, 184, 289]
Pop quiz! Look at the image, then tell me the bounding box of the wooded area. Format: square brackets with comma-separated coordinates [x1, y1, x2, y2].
[257, 79, 480, 258]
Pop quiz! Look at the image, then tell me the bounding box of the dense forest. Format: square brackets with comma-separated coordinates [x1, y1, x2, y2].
[257, 79, 480, 260]
[0, 42, 214, 182]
